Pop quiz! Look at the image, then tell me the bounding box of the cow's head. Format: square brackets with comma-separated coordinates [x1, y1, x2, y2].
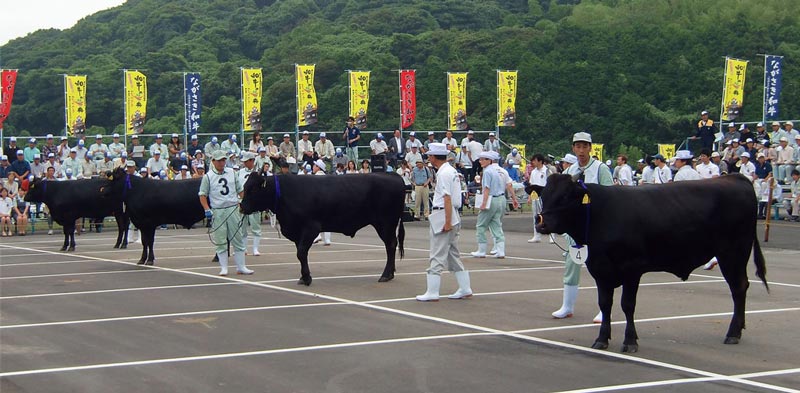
[240, 171, 275, 215]
[535, 174, 587, 239]
[24, 178, 46, 204]
[101, 167, 128, 200]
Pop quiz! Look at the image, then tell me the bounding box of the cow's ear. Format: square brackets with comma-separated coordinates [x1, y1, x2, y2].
[108, 174, 114, 181]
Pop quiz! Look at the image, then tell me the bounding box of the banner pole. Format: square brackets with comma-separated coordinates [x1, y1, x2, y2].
[445, 72, 450, 132]
[63, 74, 69, 138]
[122, 69, 127, 148]
[398, 70, 403, 133]
[240, 67, 244, 136]
[183, 72, 188, 149]
[294, 64, 300, 153]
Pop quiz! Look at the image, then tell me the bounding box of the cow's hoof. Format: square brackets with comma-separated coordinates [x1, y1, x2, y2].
[120, 244, 127, 249]
[378, 275, 394, 283]
[144, 260, 154, 266]
[724, 337, 740, 345]
[113, 244, 120, 249]
[297, 277, 312, 286]
[60, 246, 67, 251]
[591, 341, 609, 350]
[621, 344, 638, 353]
[67, 246, 75, 252]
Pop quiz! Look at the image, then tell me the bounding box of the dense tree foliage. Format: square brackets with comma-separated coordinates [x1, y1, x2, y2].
[2, 0, 798, 158]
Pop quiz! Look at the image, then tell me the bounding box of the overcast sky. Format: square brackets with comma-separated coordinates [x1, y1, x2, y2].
[0, 0, 126, 47]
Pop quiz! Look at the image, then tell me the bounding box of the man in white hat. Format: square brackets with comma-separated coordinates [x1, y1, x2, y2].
[784, 122, 799, 147]
[199, 150, 254, 276]
[416, 143, 472, 302]
[30, 154, 47, 178]
[770, 121, 786, 145]
[204, 136, 222, 159]
[484, 132, 500, 153]
[672, 150, 701, 182]
[470, 151, 507, 258]
[61, 148, 82, 178]
[739, 152, 756, 181]
[146, 150, 167, 177]
[314, 132, 335, 169]
[44, 152, 62, 178]
[310, 159, 332, 246]
[187, 134, 202, 157]
[24, 138, 41, 163]
[775, 137, 796, 184]
[693, 110, 716, 152]
[57, 136, 71, 162]
[423, 131, 438, 154]
[127, 134, 146, 168]
[297, 131, 315, 166]
[279, 133, 296, 159]
[238, 152, 264, 255]
[722, 122, 740, 147]
[109, 133, 125, 159]
[150, 134, 168, 158]
[710, 151, 728, 175]
[42, 134, 58, 159]
[220, 134, 241, 156]
[504, 147, 522, 181]
[695, 149, 720, 179]
[552, 131, 612, 322]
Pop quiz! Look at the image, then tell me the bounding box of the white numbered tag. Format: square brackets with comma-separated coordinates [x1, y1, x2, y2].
[569, 245, 588, 265]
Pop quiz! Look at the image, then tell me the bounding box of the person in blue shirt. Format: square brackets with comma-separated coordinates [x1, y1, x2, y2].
[9, 151, 31, 179]
[342, 116, 361, 163]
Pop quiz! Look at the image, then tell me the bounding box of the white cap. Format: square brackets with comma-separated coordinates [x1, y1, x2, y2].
[241, 152, 255, 161]
[78, 139, 85, 145]
[283, 134, 290, 138]
[33, 154, 41, 159]
[96, 134, 103, 139]
[428, 131, 435, 136]
[739, 124, 746, 131]
[427, 143, 449, 156]
[180, 152, 187, 158]
[786, 121, 794, 126]
[140, 167, 148, 173]
[674, 150, 693, 160]
[377, 133, 384, 139]
[48, 153, 55, 158]
[60, 136, 68, 141]
[230, 134, 237, 140]
[772, 121, 781, 126]
[489, 132, 495, 136]
[745, 138, 753, 143]
[156, 133, 163, 138]
[335, 147, 342, 153]
[172, 133, 179, 138]
[314, 159, 326, 169]
[191, 134, 198, 140]
[319, 132, 326, 138]
[572, 132, 592, 144]
[9, 136, 16, 141]
[125, 161, 136, 167]
[732, 138, 739, 143]
[153, 150, 161, 155]
[258, 147, 266, 153]
[121, 151, 128, 157]
[113, 133, 120, 138]
[46, 134, 54, 139]
[302, 130, 309, 135]
[757, 152, 765, 159]
[131, 134, 139, 139]
[467, 130, 474, 134]
[212, 136, 218, 142]
[16, 149, 24, 155]
[563, 154, 578, 164]
[409, 131, 416, 136]
[741, 152, 750, 158]
[701, 110, 709, 115]
[756, 122, 764, 127]
[779, 136, 789, 142]
[728, 122, 735, 127]
[180, 164, 188, 170]
[711, 151, 721, 158]
[29, 137, 36, 143]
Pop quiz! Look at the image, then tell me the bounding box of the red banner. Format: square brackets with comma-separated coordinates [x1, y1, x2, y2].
[0, 70, 18, 128]
[400, 70, 416, 129]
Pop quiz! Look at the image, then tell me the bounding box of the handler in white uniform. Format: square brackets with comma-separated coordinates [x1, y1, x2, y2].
[416, 143, 472, 301]
[311, 159, 332, 246]
[672, 150, 702, 182]
[238, 152, 263, 256]
[199, 150, 254, 276]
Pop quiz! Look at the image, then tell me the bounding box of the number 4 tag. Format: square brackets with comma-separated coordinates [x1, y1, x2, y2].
[569, 245, 588, 265]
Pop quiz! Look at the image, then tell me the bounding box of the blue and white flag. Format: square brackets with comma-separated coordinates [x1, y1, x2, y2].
[184, 73, 202, 136]
[763, 56, 783, 121]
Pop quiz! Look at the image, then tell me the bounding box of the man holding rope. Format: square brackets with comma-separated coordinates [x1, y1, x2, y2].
[199, 150, 254, 276]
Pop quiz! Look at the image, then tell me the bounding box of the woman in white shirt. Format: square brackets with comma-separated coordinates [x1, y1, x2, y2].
[13, 188, 30, 235]
[345, 161, 358, 174]
[0, 188, 13, 236]
[249, 131, 265, 153]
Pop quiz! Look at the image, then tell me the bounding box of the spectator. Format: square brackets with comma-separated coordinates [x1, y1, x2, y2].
[150, 134, 169, 158]
[761, 140, 777, 163]
[412, 160, 433, 220]
[73, 139, 88, 160]
[345, 160, 358, 174]
[62, 167, 77, 180]
[146, 151, 167, 177]
[405, 131, 423, 152]
[770, 121, 786, 145]
[785, 122, 799, 147]
[744, 138, 758, 158]
[30, 154, 47, 178]
[5, 137, 19, 165]
[10, 151, 31, 179]
[527, 153, 550, 243]
[220, 134, 241, 156]
[193, 164, 206, 179]
[471, 151, 507, 258]
[441, 130, 458, 159]
[405, 145, 422, 167]
[464, 131, 484, 182]
[652, 154, 671, 184]
[693, 110, 716, 152]
[722, 139, 744, 172]
[174, 165, 191, 180]
[722, 122, 740, 147]
[754, 122, 769, 142]
[254, 147, 271, 173]
[0, 187, 12, 236]
[370, 133, 388, 170]
[423, 131, 439, 154]
[57, 136, 71, 162]
[191, 151, 205, 173]
[279, 133, 296, 159]
[2, 172, 19, 198]
[170, 151, 190, 175]
[204, 136, 222, 159]
[757, 176, 782, 219]
[23, 138, 40, 163]
[44, 153, 62, 178]
[332, 163, 345, 175]
[89, 134, 108, 161]
[710, 151, 728, 175]
[784, 170, 800, 221]
[775, 137, 795, 184]
[41, 134, 58, 159]
[739, 124, 754, 148]
[112, 152, 129, 171]
[248, 131, 264, 153]
[504, 148, 522, 181]
[386, 129, 405, 168]
[61, 149, 81, 178]
[81, 153, 96, 178]
[615, 154, 634, 186]
[12, 188, 30, 236]
[96, 153, 115, 176]
[127, 135, 146, 168]
[672, 150, 701, 181]
[109, 133, 126, 158]
[343, 116, 361, 163]
[696, 149, 720, 179]
[297, 130, 315, 167]
[359, 159, 371, 174]
[484, 132, 500, 154]
[187, 134, 202, 157]
[314, 132, 335, 168]
[397, 160, 413, 195]
[332, 147, 349, 171]
[754, 152, 772, 180]
[168, 133, 183, 159]
[739, 152, 757, 181]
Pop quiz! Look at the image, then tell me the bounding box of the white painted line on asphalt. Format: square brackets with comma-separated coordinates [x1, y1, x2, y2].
[691, 272, 800, 289]
[177, 257, 430, 270]
[0, 259, 104, 267]
[257, 266, 563, 284]
[0, 269, 153, 280]
[0, 243, 794, 392]
[0, 302, 343, 330]
[0, 282, 239, 301]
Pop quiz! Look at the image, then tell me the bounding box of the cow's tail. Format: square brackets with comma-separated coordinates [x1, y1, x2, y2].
[752, 235, 769, 293]
[397, 219, 405, 260]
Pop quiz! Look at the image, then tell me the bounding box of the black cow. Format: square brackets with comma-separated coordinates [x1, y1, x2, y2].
[105, 168, 205, 265]
[24, 178, 129, 251]
[240, 172, 405, 286]
[536, 174, 768, 352]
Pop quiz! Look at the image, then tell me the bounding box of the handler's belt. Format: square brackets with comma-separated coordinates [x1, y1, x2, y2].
[492, 194, 505, 197]
[431, 206, 444, 210]
[213, 204, 238, 210]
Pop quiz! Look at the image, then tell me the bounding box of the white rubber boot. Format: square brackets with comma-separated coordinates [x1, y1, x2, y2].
[489, 246, 498, 255]
[217, 252, 229, 276]
[703, 257, 718, 270]
[416, 274, 441, 302]
[552, 285, 579, 319]
[492, 242, 505, 259]
[470, 243, 487, 258]
[313, 234, 322, 244]
[252, 236, 261, 256]
[234, 251, 254, 275]
[323, 232, 331, 246]
[448, 271, 473, 299]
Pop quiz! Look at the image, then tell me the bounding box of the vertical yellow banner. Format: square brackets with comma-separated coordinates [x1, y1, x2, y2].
[296, 64, 318, 126]
[125, 70, 147, 135]
[448, 72, 468, 130]
[497, 70, 517, 127]
[591, 143, 604, 162]
[65, 75, 87, 136]
[241, 68, 263, 131]
[349, 71, 370, 130]
[721, 57, 748, 121]
[657, 144, 676, 159]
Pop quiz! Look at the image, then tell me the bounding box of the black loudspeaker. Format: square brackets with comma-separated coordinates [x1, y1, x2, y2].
[371, 154, 386, 172]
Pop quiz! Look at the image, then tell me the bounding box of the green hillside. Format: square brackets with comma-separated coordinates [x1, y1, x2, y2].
[2, 0, 798, 156]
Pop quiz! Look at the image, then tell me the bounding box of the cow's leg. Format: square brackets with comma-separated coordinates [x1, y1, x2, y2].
[120, 215, 129, 249]
[620, 276, 642, 353]
[592, 285, 614, 350]
[144, 227, 156, 266]
[61, 222, 72, 251]
[719, 257, 750, 344]
[295, 232, 316, 286]
[375, 224, 398, 282]
[137, 226, 149, 264]
[68, 222, 76, 251]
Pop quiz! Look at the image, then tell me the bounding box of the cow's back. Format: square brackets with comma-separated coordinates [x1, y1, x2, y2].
[41, 179, 120, 222]
[127, 178, 205, 228]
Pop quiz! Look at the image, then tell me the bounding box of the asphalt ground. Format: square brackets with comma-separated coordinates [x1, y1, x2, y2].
[0, 214, 798, 393]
